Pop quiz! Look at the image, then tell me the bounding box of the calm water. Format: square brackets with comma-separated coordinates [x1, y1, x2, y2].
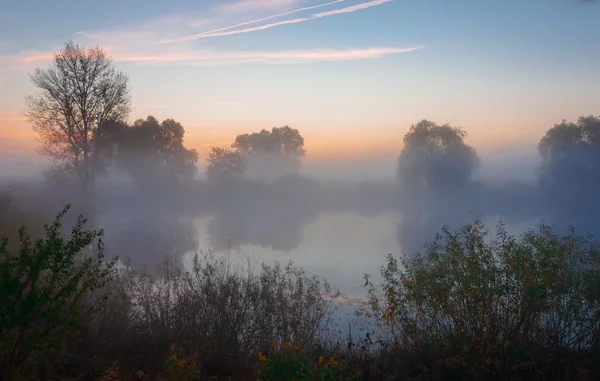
[192, 211, 402, 298]
[189, 211, 543, 298]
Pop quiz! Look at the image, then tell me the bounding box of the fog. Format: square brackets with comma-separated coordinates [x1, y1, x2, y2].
[3, 117, 599, 297]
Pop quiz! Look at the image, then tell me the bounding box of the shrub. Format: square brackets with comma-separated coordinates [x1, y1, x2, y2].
[257, 340, 346, 381]
[364, 219, 600, 380]
[97, 251, 340, 379]
[0, 205, 117, 380]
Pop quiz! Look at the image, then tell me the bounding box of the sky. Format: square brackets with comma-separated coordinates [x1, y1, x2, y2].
[0, 0, 599, 177]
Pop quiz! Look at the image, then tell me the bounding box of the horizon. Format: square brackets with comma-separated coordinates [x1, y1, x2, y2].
[1, 0, 599, 174]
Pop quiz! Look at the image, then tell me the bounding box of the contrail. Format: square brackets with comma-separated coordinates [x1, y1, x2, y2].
[158, 0, 345, 44]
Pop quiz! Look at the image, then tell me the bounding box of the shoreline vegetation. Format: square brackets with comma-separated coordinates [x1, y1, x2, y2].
[1, 204, 600, 381]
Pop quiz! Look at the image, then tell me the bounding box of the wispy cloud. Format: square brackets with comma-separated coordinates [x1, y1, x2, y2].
[19, 46, 423, 66]
[159, 0, 344, 44]
[190, 18, 308, 38]
[163, 0, 391, 42]
[312, 0, 391, 17]
[217, 0, 304, 14]
[117, 47, 422, 66]
[10, 0, 413, 70]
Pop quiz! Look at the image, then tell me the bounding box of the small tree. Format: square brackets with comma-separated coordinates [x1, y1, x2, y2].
[205, 146, 247, 182]
[232, 126, 305, 180]
[99, 116, 199, 188]
[0, 205, 117, 380]
[25, 40, 131, 194]
[397, 119, 480, 190]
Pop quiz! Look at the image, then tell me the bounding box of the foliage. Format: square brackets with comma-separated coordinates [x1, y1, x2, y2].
[94, 252, 340, 379]
[98, 116, 199, 188]
[165, 343, 197, 380]
[364, 219, 600, 380]
[538, 116, 600, 189]
[0, 205, 117, 380]
[257, 340, 346, 381]
[397, 119, 480, 189]
[4, 202, 600, 380]
[538, 115, 600, 161]
[205, 146, 247, 182]
[537, 115, 600, 230]
[232, 126, 306, 180]
[25, 40, 131, 192]
[233, 126, 306, 158]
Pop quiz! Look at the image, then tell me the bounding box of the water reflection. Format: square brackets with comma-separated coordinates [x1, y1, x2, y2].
[197, 212, 400, 295]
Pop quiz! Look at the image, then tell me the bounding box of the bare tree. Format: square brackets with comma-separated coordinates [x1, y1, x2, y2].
[25, 40, 131, 193]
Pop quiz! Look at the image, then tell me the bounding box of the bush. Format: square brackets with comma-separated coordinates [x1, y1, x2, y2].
[58, 251, 340, 380]
[363, 219, 600, 380]
[0, 205, 117, 380]
[5, 206, 600, 381]
[256, 340, 346, 381]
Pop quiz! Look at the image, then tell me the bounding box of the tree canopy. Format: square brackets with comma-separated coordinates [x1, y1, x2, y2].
[25, 40, 131, 193]
[537, 115, 600, 228]
[232, 126, 305, 158]
[231, 126, 305, 180]
[205, 146, 247, 182]
[397, 120, 480, 189]
[98, 116, 198, 187]
[538, 115, 600, 185]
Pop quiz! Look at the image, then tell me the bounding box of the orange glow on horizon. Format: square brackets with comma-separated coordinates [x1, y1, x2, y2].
[1, 117, 546, 164]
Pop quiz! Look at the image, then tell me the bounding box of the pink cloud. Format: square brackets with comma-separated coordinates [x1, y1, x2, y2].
[19, 46, 423, 66]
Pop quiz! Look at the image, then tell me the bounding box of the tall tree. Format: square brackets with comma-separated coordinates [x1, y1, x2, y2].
[397, 119, 480, 189]
[205, 146, 247, 182]
[25, 40, 131, 193]
[232, 126, 305, 180]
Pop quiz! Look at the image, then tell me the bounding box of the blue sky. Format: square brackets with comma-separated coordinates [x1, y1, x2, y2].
[0, 0, 599, 169]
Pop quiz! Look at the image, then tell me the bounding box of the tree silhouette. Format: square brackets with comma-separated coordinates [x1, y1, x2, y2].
[205, 146, 247, 182]
[232, 126, 305, 180]
[538, 116, 600, 186]
[397, 120, 480, 189]
[538, 115, 600, 229]
[25, 40, 131, 194]
[99, 116, 198, 188]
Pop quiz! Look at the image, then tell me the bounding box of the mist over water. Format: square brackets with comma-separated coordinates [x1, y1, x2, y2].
[1, 121, 599, 300]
